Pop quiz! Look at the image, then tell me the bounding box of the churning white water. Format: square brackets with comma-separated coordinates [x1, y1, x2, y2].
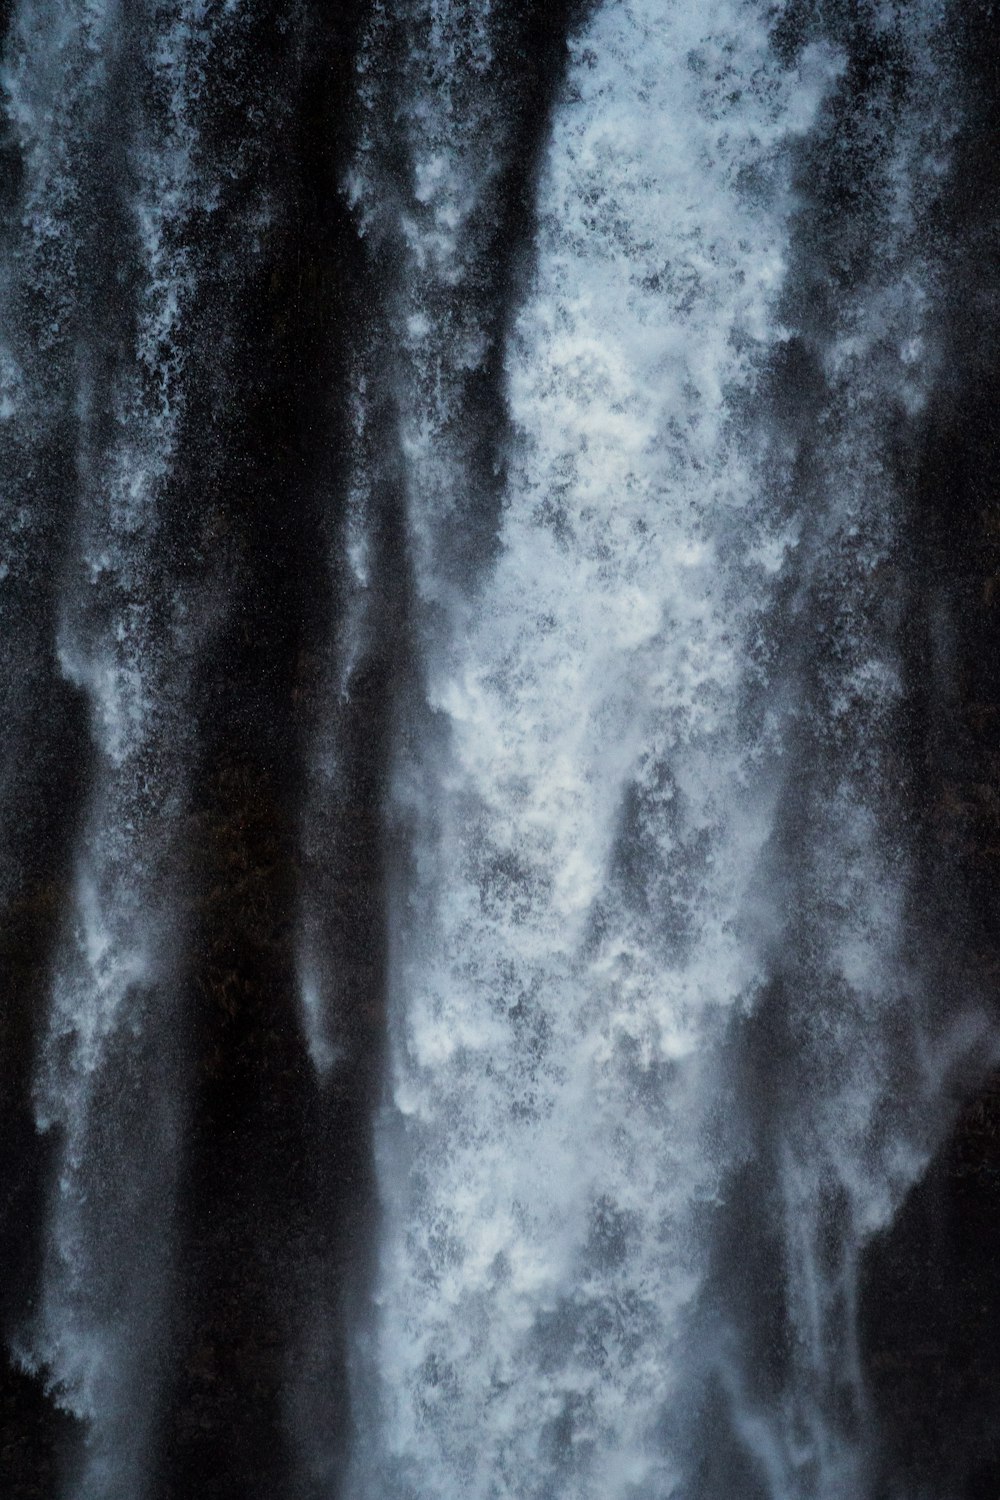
[0, 1, 994, 1497]
[344, 3, 986, 1499]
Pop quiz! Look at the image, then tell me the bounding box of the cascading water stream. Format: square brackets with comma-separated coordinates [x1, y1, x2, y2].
[698, 10, 981, 1496]
[344, 3, 993, 1498]
[0, 3, 997, 1499]
[8, 7, 234, 1495]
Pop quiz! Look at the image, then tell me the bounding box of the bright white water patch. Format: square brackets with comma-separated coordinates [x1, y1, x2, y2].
[349, 5, 843, 1496]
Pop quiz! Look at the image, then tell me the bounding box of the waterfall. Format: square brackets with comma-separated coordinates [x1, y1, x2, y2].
[0, 2, 997, 1498]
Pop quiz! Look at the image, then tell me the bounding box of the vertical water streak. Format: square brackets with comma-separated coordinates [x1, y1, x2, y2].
[0, 0, 92, 902]
[705, 10, 994, 1498]
[272, 3, 404, 1485]
[346, 0, 580, 612]
[15, 6, 236, 1494]
[296, 343, 390, 1084]
[0, 4, 101, 1409]
[300, 0, 547, 1093]
[357, 0, 505, 585]
[350, 4, 842, 1495]
[301, 4, 524, 1486]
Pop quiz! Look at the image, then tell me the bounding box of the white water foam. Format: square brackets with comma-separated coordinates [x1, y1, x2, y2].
[349, 4, 843, 1496]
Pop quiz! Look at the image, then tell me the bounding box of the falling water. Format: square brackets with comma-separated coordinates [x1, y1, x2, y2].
[0, 2, 998, 1499]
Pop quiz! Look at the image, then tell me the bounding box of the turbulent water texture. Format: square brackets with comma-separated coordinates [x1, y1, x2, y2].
[0, 2, 999, 1499]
